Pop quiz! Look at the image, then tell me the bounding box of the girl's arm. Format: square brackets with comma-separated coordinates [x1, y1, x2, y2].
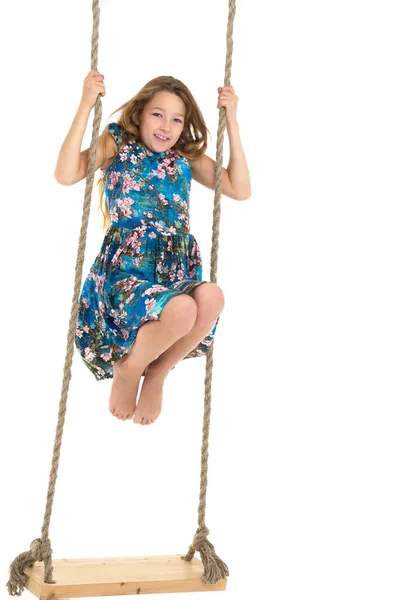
[54, 70, 116, 185]
[54, 102, 92, 185]
[226, 119, 251, 200]
[191, 85, 251, 201]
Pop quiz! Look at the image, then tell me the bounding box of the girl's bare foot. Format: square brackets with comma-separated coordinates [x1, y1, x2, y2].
[108, 356, 142, 420]
[133, 368, 165, 425]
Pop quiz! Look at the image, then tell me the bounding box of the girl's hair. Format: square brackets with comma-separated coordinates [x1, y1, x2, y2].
[97, 75, 210, 233]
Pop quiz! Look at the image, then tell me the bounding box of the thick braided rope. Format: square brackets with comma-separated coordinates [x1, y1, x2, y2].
[182, 0, 236, 585]
[7, 1, 102, 595]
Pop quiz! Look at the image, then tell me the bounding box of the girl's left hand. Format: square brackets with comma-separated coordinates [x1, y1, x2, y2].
[217, 85, 238, 124]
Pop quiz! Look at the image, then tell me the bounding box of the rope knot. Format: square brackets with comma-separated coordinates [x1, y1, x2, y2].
[7, 537, 54, 597]
[192, 526, 210, 551]
[30, 538, 52, 562]
[183, 525, 229, 584]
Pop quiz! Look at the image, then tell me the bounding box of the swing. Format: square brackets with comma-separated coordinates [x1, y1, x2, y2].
[7, 0, 236, 597]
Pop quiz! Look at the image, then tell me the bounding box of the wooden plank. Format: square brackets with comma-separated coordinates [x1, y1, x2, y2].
[23, 554, 227, 598]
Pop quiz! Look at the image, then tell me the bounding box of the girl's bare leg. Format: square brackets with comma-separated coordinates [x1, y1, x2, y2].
[109, 294, 197, 420]
[133, 282, 225, 425]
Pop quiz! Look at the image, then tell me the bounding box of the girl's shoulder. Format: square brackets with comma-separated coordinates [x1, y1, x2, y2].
[97, 122, 124, 174]
[104, 121, 126, 150]
[189, 153, 212, 179]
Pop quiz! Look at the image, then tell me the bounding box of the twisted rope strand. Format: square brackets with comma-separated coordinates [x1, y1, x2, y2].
[182, 0, 236, 585]
[7, 0, 102, 594]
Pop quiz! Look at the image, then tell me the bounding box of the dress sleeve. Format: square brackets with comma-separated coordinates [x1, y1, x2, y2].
[105, 122, 124, 148]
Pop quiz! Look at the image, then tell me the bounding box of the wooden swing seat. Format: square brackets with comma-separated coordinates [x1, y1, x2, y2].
[23, 554, 227, 598]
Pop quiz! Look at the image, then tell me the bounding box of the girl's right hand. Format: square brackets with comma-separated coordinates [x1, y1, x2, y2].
[80, 69, 106, 110]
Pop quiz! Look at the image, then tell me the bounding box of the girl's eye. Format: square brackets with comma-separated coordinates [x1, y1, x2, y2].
[152, 113, 182, 123]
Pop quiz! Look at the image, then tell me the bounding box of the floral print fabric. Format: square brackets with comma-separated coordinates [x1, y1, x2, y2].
[74, 122, 219, 381]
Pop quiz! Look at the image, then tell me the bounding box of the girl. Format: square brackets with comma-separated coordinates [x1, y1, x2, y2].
[55, 70, 251, 426]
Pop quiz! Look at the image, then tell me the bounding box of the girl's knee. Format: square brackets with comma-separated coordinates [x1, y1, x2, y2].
[161, 294, 197, 336]
[193, 282, 225, 318]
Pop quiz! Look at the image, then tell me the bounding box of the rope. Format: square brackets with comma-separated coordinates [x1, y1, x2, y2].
[7, 0, 236, 593]
[182, 0, 236, 584]
[7, 0, 102, 594]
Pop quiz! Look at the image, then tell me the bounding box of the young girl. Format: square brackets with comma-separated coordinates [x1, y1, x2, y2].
[55, 70, 251, 426]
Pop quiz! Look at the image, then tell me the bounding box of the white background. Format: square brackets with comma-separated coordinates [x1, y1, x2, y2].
[1, 1, 399, 599]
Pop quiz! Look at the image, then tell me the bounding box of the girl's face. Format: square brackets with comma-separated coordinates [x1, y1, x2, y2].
[136, 91, 186, 152]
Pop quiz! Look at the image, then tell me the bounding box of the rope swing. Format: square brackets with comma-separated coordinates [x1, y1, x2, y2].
[7, 0, 236, 596]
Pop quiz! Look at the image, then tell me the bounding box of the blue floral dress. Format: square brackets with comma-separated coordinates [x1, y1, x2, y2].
[74, 122, 219, 381]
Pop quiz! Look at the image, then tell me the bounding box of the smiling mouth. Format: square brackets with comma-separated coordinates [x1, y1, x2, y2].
[154, 134, 169, 142]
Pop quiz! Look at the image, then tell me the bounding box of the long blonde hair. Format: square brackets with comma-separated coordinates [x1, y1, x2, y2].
[97, 75, 210, 233]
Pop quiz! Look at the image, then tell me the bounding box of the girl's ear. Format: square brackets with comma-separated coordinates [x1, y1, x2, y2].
[131, 112, 140, 126]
